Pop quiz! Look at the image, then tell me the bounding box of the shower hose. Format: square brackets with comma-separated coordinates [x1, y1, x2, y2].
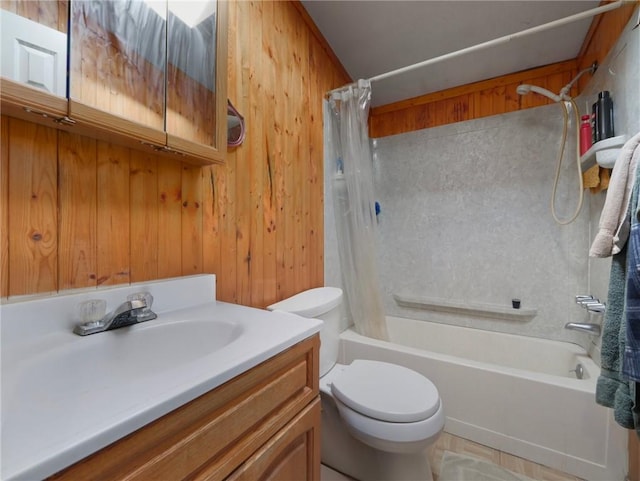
[551, 98, 584, 225]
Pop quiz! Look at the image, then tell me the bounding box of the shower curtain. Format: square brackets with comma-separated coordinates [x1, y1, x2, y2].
[324, 79, 388, 340]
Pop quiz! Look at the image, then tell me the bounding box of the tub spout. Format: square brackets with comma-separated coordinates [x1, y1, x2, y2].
[564, 322, 601, 336]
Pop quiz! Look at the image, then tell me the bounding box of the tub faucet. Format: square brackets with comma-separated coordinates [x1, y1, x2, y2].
[73, 298, 157, 336]
[564, 322, 601, 336]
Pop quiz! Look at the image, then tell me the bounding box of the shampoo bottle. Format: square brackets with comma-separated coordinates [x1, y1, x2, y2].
[596, 91, 614, 141]
[580, 115, 592, 155]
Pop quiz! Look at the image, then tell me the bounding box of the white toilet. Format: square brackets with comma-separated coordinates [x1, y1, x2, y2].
[268, 287, 444, 481]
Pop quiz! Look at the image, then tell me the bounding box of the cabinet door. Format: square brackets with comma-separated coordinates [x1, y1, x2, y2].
[226, 398, 322, 481]
[1, 1, 68, 97]
[165, 0, 227, 164]
[0, 1, 69, 121]
[69, 0, 167, 144]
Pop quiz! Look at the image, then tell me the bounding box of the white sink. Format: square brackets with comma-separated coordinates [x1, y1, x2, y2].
[5, 319, 243, 408]
[1, 275, 322, 481]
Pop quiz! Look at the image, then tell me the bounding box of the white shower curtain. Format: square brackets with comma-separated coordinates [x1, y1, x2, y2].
[324, 79, 388, 341]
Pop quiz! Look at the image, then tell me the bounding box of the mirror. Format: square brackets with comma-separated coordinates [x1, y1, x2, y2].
[227, 99, 245, 147]
[0, 1, 69, 97]
[69, 0, 166, 130]
[166, 0, 218, 148]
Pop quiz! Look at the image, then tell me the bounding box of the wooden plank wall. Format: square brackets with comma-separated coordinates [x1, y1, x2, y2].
[369, 60, 578, 138]
[369, 2, 638, 139]
[0, 0, 350, 305]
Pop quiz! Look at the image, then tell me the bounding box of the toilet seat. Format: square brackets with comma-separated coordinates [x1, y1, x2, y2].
[334, 395, 444, 449]
[331, 360, 440, 422]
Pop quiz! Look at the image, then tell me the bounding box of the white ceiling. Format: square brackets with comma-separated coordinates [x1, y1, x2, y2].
[301, 1, 600, 107]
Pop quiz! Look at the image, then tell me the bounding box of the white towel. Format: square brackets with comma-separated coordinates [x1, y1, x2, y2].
[590, 132, 640, 258]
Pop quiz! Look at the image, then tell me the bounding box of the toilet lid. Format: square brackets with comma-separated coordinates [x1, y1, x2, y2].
[331, 360, 440, 423]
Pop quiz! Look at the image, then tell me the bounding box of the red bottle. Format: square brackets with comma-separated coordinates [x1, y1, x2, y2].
[580, 114, 592, 155]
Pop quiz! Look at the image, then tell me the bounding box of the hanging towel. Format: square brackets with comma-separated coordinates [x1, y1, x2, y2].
[624, 142, 640, 385]
[595, 237, 635, 428]
[624, 218, 640, 436]
[596, 139, 640, 430]
[590, 132, 640, 258]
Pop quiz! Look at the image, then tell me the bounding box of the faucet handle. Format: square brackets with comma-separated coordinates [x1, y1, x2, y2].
[575, 295, 594, 304]
[127, 291, 155, 321]
[77, 299, 107, 323]
[586, 302, 606, 313]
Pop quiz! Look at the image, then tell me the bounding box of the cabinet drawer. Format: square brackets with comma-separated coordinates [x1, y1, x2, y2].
[50, 334, 319, 481]
[225, 398, 321, 481]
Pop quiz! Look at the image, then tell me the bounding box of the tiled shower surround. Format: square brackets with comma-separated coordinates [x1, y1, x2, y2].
[324, 11, 639, 350]
[370, 106, 591, 346]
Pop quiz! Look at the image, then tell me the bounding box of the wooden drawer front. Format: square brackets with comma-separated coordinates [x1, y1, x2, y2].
[50, 334, 319, 481]
[226, 398, 321, 481]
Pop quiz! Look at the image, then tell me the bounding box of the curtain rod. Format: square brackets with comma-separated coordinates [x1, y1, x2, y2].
[367, 0, 624, 84]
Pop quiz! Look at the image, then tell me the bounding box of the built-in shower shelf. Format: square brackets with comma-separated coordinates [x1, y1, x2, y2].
[580, 134, 627, 172]
[393, 293, 537, 322]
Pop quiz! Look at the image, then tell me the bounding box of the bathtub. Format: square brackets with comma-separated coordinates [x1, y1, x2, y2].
[338, 316, 627, 481]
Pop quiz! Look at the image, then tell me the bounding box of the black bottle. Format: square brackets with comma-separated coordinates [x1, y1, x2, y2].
[596, 91, 614, 141]
[591, 102, 598, 143]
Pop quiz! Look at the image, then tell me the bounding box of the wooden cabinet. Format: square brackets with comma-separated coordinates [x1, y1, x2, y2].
[228, 400, 321, 481]
[0, 0, 227, 166]
[49, 334, 321, 481]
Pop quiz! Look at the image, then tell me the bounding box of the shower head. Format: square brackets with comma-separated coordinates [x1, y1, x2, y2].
[516, 84, 563, 102]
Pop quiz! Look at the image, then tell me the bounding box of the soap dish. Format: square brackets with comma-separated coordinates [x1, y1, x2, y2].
[580, 135, 627, 171]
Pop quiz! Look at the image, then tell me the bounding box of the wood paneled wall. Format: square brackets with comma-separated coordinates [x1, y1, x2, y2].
[369, 1, 638, 139]
[369, 60, 578, 138]
[0, 0, 350, 305]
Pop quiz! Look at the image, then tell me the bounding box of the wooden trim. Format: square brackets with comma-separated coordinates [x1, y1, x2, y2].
[215, 0, 229, 162]
[371, 59, 578, 116]
[69, 100, 166, 147]
[1, 78, 67, 119]
[1, 116, 9, 297]
[631, 430, 640, 481]
[290, 1, 352, 85]
[166, 133, 225, 166]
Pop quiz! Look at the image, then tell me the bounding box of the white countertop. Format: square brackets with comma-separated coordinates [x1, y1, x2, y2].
[1, 275, 322, 480]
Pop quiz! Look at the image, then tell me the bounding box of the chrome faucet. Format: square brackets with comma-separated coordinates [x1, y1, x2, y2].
[564, 322, 601, 336]
[575, 295, 606, 313]
[73, 298, 157, 336]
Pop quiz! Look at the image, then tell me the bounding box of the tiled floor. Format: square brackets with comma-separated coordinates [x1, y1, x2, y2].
[320, 431, 584, 481]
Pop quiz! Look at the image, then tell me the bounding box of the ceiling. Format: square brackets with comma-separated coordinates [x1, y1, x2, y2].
[301, 1, 601, 107]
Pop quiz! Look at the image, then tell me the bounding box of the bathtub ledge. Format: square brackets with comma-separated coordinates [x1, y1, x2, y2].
[393, 293, 537, 321]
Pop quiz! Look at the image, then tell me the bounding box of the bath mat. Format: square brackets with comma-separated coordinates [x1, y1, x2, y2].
[438, 451, 535, 481]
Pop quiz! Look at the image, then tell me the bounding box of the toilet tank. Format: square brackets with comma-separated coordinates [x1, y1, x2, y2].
[267, 287, 342, 376]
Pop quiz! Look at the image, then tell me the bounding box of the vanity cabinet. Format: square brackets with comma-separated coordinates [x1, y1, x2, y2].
[0, 0, 227, 166]
[49, 334, 321, 481]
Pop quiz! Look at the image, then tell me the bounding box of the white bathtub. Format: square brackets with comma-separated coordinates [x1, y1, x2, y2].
[338, 316, 627, 481]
